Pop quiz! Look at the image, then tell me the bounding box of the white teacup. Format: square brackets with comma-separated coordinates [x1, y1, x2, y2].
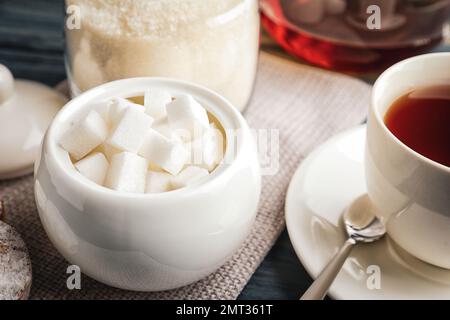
[366, 53, 450, 269]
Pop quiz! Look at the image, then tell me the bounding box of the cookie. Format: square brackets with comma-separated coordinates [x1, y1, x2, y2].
[0, 201, 32, 300]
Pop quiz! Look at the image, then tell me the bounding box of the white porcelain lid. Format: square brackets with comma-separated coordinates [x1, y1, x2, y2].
[0, 65, 67, 179]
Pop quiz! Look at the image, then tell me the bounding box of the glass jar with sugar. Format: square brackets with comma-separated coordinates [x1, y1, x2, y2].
[65, 0, 260, 112]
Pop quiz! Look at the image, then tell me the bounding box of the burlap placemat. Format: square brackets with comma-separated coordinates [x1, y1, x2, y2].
[0, 52, 371, 299]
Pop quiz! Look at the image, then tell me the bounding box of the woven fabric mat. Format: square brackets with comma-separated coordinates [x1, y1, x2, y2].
[0, 52, 371, 299]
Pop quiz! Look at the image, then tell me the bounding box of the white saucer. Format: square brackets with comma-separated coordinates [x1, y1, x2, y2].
[285, 125, 450, 300]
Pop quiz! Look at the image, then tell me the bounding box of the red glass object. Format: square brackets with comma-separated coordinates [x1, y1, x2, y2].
[260, 0, 449, 72]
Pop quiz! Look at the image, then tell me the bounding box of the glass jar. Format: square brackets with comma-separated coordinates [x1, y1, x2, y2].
[65, 0, 260, 112]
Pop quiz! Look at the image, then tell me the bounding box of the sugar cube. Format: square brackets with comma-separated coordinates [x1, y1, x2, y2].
[152, 118, 172, 138]
[104, 152, 147, 193]
[91, 100, 112, 126]
[74, 152, 109, 185]
[144, 88, 172, 120]
[171, 127, 193, 143]
[139, 128, 189, 175]
[186, 124, 224, 171]
[60, 110, 108, 160]
[166, 95, 209, 141]
[95, 142, 121, 161]
[171, 166, 210, 189]
[109, 98, 145, 129]
[146, 171, 173, 193]
[152, 117, 186, 143]
[108, 108, 154, 153]
[64, 90, 223, 193]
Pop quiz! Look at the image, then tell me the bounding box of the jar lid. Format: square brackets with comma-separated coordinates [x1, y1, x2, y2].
[0, 65, 68, 179]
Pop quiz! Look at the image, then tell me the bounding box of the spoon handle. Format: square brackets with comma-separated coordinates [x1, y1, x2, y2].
[300, 238, 356, 300]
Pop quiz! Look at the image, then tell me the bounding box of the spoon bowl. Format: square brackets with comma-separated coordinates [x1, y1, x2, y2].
[344, 194, 386, 242]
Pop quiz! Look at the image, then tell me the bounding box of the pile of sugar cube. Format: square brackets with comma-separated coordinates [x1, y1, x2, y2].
[59, 89, 224, 193]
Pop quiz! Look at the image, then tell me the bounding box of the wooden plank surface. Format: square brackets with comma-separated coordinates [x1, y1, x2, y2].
[0, 0, 448, 300]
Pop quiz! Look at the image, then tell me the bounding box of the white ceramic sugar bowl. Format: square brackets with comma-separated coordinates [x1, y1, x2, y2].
[34, 78, 261, 291]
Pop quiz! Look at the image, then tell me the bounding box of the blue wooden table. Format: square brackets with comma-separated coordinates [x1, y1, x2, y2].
[0, 0, 448, 300]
